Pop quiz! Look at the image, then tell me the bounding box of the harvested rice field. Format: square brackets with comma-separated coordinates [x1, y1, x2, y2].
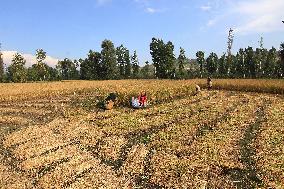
[0, 80, 283, 189]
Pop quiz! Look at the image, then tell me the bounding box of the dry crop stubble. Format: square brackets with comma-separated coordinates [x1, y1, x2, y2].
[0, 80, 284, 188]
[254, 98, 284, 188]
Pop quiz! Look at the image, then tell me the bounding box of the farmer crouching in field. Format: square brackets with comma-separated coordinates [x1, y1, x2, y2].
[131, 91, 147, 108]
[194, 84, 201, 95]
[207, 77, 213, 90]
[104, 93, 117, 110]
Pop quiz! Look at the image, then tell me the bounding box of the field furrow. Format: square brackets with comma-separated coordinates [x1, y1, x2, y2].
[254, 98, 284, 188]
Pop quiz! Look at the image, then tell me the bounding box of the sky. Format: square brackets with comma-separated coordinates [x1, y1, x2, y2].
[0, 0, 283, 67]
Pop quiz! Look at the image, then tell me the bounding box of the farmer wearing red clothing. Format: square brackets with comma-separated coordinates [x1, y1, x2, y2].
[138, 91, 147, 107]
[131, 91, 147, 108]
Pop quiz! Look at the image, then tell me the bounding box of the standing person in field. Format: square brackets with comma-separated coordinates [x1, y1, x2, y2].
[207, 77, 213, 90]
[131, 91, 147, 108]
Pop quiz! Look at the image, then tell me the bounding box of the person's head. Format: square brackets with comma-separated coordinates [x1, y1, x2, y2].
[107, 93, 117, 101]
[140, 91, 146, 96]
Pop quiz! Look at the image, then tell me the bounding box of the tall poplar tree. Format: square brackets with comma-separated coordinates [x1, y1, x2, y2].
[206, 52, 218, 75]
[280, 43, 284, 77]
[8, 53, 27, 82]
[101, 40, 118, 79]
[177, 47, 186, 78]
[131, 50, 139, 78]
[196, 51, 205, 78]
[150, 38, 175, 79]
[0, 50, 4, 82]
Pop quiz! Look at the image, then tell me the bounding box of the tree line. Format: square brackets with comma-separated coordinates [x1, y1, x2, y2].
[150, 37, 284, 79]
[0, 49, 60, 82]
[0, 38, 284, 83]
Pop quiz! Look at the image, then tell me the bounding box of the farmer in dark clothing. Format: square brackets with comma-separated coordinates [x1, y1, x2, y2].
[104, 93, 117, 110]
[105, 93, 117, 102]
[207, 77, 213, 90]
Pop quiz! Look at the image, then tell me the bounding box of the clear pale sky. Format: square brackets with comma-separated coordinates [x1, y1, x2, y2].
[0, 0, 283, 67]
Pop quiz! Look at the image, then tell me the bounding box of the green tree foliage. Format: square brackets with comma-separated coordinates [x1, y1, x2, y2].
[244, 47, 256, 78]
[141, 61, 150, 78]
[57, 58, 78, 80]
[229, 54, 237, 78]
[101, 40, 118, 80]
[79, 58, 89, 80]
[116, 45, 125, 78]
[218, 54, 227, 77]
[255, 48, 263, 78]
[165, 41, 176, 79]
[33, 49, 49, 81]
[150, 38, 176, 79]
[186, 59, 200, 79]
[206, 52, 218, 75]
[263, 47, 278, 78]
[280, 43, 284, 77]
[88, 51, 101, 79]
[254, 38, 268, 78]
[7, 53, 27, 82]
[131, 50, 140, 78]
[235, 49, 246, 78]
[196, 51, 205, 78]
[47, 66, 60, 81]
[124, 49, 131, 78]
[5, 38, 281, 82]
[0, 51, 4, 82]
[150, 38, 163, 78]
[116, 45, 131, 79]
[90, 51, 101, 79]
[80, 51, 102, 80]
[27, 67, 37, 81]
[177, 47, 186, 78]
